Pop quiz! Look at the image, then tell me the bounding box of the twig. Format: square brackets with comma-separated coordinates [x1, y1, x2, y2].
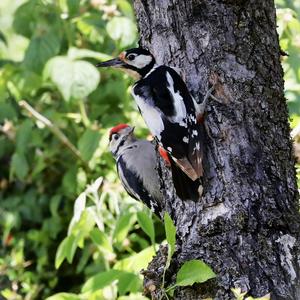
[19, 100, 90, 169]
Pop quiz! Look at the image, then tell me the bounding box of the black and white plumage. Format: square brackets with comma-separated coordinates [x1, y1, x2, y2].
[97, 48, 203, 181]
[109, 124, 163, 216]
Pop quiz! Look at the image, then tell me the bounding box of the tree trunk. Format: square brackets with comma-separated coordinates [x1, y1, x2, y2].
[133, 0, 300, 299]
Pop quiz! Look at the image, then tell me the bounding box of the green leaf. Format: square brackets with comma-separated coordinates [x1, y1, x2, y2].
[23, 31, 61, 73]
[44, 56, 100, 101]
[67, 0, 80, 16]
[106, 17, 137, 48]
[114, 246, 155, 273]
[175, 260, 216, 287]
[117, 0, 135, 19]
[45, 293, 81, 300]
[10, 152, 29, 180]
[16, 119, 32, 154]
[55, 235, 78, 269]
[13, 1, 37, 38]
[113, 212, 136, 245]
[164, 212, 176, 258]
[78, 129, 100, 161]
[118, 295, 149, 300]
[137, 211, 155, 245]
[90, 228, 113, 253]
[0, 103, 17, 122]
[117, 272, 141, 295]
[81, 270, 120, 293]
[0, 31, 7, 45]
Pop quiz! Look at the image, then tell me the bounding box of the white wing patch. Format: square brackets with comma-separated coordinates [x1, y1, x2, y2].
[133, 93, 164, 140]
[166, 72, 187, 127]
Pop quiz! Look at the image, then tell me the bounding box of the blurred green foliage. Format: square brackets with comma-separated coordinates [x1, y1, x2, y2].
[0, 0, 299, 299]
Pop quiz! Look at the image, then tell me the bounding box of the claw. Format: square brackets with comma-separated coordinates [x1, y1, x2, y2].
[196, 86, 221, 123]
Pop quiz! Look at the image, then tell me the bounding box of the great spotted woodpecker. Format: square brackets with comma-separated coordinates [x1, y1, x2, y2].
[97, 48, 204, 181]
[109, 124, 163, 216]
[109, 124, 201, 214]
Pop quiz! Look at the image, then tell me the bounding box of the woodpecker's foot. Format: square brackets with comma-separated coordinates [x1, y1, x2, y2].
[197, 86, 221, 123]
[198, 184, 204, 197]
[158, 146, 171, 167]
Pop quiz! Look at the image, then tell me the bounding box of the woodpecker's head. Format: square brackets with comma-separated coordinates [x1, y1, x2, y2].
[96, 48, 155, 79]
[109, 124, 136, 157]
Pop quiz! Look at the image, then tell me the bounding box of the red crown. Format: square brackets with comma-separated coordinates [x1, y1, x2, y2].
[109, 124, 129, 139]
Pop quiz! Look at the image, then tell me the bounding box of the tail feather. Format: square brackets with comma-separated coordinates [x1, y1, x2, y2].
[170, 158, 202, 200]
[172, 156, 198, 181]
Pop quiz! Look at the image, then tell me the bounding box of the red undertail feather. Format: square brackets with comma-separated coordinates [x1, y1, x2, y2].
[158, 146, 171, 167]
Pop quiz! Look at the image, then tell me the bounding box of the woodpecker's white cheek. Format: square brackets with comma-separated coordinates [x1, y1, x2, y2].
[166, 72, 187, 127]
[127, 55, 153, 69]
[133, 93, 164, 140]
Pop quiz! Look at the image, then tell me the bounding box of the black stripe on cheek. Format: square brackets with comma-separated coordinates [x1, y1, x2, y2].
[114, 139, 126, 155]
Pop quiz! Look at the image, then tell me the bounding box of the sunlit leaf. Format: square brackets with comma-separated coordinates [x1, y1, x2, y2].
[114, 246, 155, 273]
[55, 235, 78, 269]
[81, 269, 120, 293]
[44, 56, 100, 101]
[137, 211, 155, 245]
[106, 17, 137, 48]
[45, 293, 81, 300]
[90, 228, 113, 253]
[175, 259, 216, 287]
[113, 212, 136, 245]
[164, 212, 176, 258]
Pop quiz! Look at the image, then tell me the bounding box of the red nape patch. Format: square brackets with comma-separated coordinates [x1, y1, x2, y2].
[158, 146, 171, 167]
[109, 124, 129, 139]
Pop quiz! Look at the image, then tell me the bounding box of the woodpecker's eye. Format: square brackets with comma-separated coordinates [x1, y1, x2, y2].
[113, 134, 119, 140]
[127, 54, 135, 61]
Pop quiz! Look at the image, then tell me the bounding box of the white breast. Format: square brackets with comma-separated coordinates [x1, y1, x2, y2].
[132, 92, 164, 140]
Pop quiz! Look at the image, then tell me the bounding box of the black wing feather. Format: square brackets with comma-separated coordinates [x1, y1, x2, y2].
[117, 156, 161, 215]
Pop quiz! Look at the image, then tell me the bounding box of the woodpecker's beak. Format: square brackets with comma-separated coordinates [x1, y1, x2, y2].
[129, 126, 135, 135]
[96, 58, 125, 68]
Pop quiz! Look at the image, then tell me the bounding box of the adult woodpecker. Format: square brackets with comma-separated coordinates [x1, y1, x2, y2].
[109, 124, 163, 216]
[97, 48, 204, 181]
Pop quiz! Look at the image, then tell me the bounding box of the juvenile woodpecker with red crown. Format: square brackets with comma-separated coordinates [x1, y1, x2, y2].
[109, 124, 163, 216]
[97, 48, 204, 181]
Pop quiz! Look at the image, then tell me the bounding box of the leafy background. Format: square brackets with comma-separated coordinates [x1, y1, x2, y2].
[0, 0, 299, 299]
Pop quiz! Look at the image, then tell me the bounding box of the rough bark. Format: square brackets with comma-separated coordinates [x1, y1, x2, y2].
[133, 0, 300, 299]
